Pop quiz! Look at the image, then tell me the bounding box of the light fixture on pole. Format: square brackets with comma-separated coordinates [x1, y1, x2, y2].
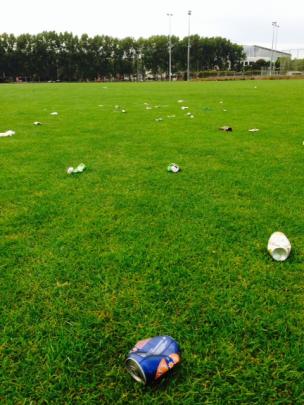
[274, 23, 280, 51]
[187, 10, 192, 81]
[270, 21, 279, 74]
[167, 13, 173, 81]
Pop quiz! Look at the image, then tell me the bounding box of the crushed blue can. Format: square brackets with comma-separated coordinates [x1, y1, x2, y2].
[126, 336, 181, 384]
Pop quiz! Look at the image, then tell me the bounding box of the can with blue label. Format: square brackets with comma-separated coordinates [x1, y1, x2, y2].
[126, 336, 181, 384]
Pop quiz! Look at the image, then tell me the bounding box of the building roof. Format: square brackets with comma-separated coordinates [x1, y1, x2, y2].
[243, 45, 291, 58]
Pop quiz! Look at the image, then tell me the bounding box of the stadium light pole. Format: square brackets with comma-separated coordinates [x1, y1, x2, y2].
[274, 23, 280, 74]
[270, 21, 279, 75]
[274, 23, 280, 52]
[187, 10, 192, 81]
[167, 13, 173, 81]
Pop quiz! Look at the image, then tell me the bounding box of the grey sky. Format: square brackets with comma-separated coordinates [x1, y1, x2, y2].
[1, 0, 303, 55]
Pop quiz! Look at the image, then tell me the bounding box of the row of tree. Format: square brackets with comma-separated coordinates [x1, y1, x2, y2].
[279, 57, 304, 73]
[0, 32, 245, 82]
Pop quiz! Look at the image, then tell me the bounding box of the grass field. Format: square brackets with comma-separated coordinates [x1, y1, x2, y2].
[1, 80, 304, 404]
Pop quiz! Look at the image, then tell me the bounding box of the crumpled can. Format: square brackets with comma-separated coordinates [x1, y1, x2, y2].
[267, 231, 291, 261]
[167, 163, 180, 173]
[126, 336, 181, 384]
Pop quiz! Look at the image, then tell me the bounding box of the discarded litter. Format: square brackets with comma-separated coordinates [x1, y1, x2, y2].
[0, 129, 16, 138]
[67, 163, 86, 175]
[219, 126, 232, 132]
[186, 112, 192, 116]
[114, 105, 126, 113]
[167, 115, 176, 118]
[155, 117, 163, 122]
[190, 115, 194, 119]
[33, 121, 42, 126]
[223, 109, 227, 112]
[248, 128, 259, 132]
[268, 231, 291, 262]
[0, 130, 15, 138]
[219, 101, 223, 104]
[50, 112, 58, 116]
[146, 106, 152, 110]
[181, 106, 189, 110]
[167, 163, 180, 173]
[56, 281, 70, 288]
[177, 99, 185, 103]
[126, 336, 181, 384]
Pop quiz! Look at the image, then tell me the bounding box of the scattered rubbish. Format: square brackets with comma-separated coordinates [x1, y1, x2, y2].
[33, 121, 42, 126]
[167, 163, 180, 173]
[177, 99, 185, 103]
[114, 105, 126, 113]
[190, 115, 194, 119]
[126, 336, 181, 384]
[186, 112, 192, 116]
[219, 101, 223, 104]
[155, 117, 163, 122]
[56, 281, 70, 288]
[219, 126, 232, 132]
[50, 112, 58, 116]
[248, 128, 259, 132]
[254, 86, 257, 89]
[146, 106, 152, 110]
[0, 130, 15, 138]
[268, 231, 291, 261]
[67, 163, 86, 175]
[181, 106, 189, 110]
[167, 115, 176, 118]
[223, 109, 227, 112]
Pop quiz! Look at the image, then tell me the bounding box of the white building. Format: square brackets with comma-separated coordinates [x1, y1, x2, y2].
[243, 45, 291, 66]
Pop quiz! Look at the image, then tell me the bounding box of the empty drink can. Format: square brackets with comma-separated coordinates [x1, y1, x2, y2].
[126, 336, 181, 384]
[167, 163, 180, 173]
[267, 231, 291, 261]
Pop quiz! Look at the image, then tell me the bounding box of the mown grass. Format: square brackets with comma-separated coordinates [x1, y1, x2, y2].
[0, 80, 304, 404]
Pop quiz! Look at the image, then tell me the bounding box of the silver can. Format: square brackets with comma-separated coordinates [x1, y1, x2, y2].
[267, 232, 291, 261]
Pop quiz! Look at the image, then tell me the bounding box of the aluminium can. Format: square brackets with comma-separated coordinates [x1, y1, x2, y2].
[126, 335, 181, 384]
[167, 163, 180, 173]
[267, 231, 291, 261]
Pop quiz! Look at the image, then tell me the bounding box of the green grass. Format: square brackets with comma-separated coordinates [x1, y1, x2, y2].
[1, 80, 304, 404]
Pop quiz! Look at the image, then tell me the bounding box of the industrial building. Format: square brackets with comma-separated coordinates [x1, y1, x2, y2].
[243, 45, 291, 66]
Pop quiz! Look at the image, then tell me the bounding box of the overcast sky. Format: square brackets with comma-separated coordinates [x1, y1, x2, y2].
[1, 0, 304, 55]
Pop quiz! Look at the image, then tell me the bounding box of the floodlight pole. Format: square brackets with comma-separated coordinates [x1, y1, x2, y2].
[270, 22, 279, 75]
[187, 10, 192, 81]
[167, 13, 173, 81]
[274, 23, 280, 52]
[274, 23, 280, 74]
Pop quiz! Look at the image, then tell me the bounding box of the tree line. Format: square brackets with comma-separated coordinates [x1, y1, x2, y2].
[0, 32, 245, 82]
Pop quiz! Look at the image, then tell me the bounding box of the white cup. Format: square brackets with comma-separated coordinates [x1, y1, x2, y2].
[267, 232, 291, 261]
